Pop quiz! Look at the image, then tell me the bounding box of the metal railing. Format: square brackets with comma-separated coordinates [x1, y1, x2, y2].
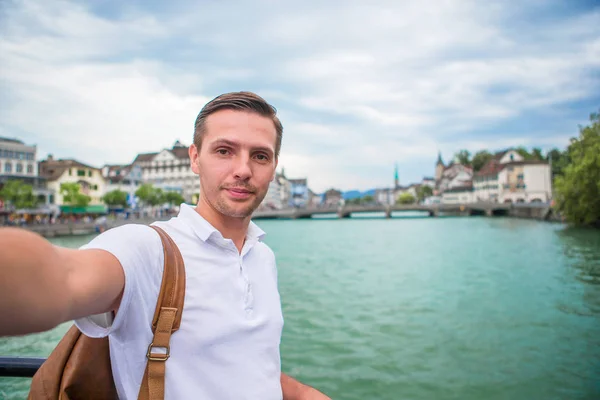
[0, 356, 45, 378]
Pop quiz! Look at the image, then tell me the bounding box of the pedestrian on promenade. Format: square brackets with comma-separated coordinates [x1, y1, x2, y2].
[0, 91, 330, 400]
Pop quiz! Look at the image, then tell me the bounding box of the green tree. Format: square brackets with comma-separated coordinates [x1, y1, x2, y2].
[0, 180, 38, 209]
[396, 192, 416, 205]
[163, 191, 185, 206]
[554, 111, 600, 226]
[102, 189, 128, 207]
[546, 148, 570, 178]
[416, 185, 433, 202]
[135, 183, 155, 205]
[472, 150, 493, 172]
[454, 149, 471, 166]
[531, 147, 544, 161]
[135, 184, 164, 206]
[60, 182, 91, 207]
[360, 195, 374, 204]
[516, 146, 534, 160]
[148, 188, 165, 206]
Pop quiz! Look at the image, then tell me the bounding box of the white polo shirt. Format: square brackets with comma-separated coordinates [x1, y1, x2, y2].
[75, 204, 284, 399]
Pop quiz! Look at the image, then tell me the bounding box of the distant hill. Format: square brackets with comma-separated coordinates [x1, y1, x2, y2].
[342, 189, 376, 200]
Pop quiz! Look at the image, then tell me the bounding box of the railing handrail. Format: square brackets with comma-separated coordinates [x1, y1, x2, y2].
[0, 356, 45, 378]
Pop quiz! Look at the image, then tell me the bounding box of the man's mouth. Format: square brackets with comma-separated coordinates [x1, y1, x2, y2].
[224, 187, 255, 199]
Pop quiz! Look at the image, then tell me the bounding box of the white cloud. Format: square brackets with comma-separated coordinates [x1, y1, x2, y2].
[0, 0, 598, 192]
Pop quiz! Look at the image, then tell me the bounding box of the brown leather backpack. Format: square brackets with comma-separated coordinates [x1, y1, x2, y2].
[28, 225, 186, 400]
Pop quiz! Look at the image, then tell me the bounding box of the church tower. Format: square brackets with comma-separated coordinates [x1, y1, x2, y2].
[394, 163, 399, 189]
[435, 151, 445, 182]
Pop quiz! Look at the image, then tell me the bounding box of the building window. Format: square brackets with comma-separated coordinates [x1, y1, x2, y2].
[517, 174, 524, 180]
[88, 170, 92, 177]
[69, 169, 72, 176]
[5, 163, 12, 173]
[77, 169, 85, 176]
[93, 184, 98, 190]
[16, 163, 23, 173]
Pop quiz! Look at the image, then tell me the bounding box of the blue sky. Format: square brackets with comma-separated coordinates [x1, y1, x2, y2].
[0, 0, 598, 193]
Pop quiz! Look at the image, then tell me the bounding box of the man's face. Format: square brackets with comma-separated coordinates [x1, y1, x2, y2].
[190, 109, 278, 218]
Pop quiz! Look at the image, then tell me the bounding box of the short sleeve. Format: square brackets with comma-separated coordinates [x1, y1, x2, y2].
[74, 224, 163, 338]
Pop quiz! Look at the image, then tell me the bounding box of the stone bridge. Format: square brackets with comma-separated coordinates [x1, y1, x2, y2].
[252, 202, 552, 220]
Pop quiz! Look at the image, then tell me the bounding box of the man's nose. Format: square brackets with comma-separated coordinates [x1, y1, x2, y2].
[233, 154, 252, 180]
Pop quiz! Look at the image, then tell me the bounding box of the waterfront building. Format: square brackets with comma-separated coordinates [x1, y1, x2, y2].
[38, 156, 107, 212]
[473, 149, 551, 203]
[261, 171, 290, 210]
[497, 161, 552, 203]
[442, 184, 474, 204]
[434, 152, 473, 195]
[0, 137, 52, 208]
[421, 177, 435, 189]
[307, 189, 322, 207]
[132, 141, 194, 202]
[473, 149, 524, 202]
[288, 178, 309, 207]
[323, 188, 343, 207]
[375, 188, 396, 205]
[102, 164, 144, 209]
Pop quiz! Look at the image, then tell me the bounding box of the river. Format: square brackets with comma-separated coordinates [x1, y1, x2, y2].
[1, 216, 599, 399]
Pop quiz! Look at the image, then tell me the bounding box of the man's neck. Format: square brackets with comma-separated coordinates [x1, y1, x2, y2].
[194, 202, 250, 253]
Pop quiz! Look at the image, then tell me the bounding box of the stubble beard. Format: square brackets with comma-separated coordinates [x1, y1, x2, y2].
[214, 189, 267, 218]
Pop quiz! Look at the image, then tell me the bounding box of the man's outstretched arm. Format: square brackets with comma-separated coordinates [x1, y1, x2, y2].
[281, 373, 331, 400]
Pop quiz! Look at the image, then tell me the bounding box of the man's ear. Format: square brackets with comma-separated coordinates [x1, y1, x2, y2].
[189, 144, 200, 175]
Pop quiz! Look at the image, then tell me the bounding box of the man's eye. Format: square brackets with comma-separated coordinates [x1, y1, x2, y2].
[217, 149, 229, 155]
[255, 154, 269, 161]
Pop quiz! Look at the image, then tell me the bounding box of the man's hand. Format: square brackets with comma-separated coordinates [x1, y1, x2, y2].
[281, 373, 331, 400]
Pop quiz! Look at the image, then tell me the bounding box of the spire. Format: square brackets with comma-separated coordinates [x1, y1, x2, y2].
[436, 151, 444, 166]
[394, 163, 399, 188]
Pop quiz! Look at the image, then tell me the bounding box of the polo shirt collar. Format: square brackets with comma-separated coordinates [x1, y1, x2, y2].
[178, 203, 266, 243]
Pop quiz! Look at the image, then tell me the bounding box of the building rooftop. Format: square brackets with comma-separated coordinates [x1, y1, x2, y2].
[38, 158, 100, 181]
[0, 137, 25, 145]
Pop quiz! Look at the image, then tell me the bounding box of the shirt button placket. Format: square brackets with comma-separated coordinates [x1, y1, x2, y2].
[239, 256, 253, 315]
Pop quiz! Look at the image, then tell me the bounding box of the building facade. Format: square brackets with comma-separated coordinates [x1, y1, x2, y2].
[38, 157, 107, 209]
[323, 188, 343, 207]
[442, 185, 474, 204]
[261, 172, 291, 210]
[102, 164, 144, 208]
[497, 161, 552, 203]
[0, 137, 52, 208]
[288, 178, 309, 207]
[133, 141, 196, 202]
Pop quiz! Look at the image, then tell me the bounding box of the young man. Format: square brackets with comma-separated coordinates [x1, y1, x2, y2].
[0, 92, 331, 399]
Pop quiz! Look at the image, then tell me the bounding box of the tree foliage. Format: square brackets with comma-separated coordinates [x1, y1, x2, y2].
[396, 192, 416, 205]
[546, 148, 570, 179]
[60, 182, 91, 207]
[554, 111, 600, 226]
[454, 149, 471, 166]
[416, 185, 433, 202]
[361, 195, 374, 204]
[135, 184, 170, 206]
[472, 150, 493, 172]
[0, 180, 38, 209]
[103, 189, 128, 207]
[163, 191, 185, 206]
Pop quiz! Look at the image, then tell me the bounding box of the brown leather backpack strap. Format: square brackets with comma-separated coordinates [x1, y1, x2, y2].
[138, 225, 186, 400]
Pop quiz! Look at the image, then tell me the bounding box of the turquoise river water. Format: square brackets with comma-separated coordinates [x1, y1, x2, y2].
[1, 216, 599, 399]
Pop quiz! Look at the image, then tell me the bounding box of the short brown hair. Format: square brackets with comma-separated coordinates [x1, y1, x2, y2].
[193, 91, 283, 158]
